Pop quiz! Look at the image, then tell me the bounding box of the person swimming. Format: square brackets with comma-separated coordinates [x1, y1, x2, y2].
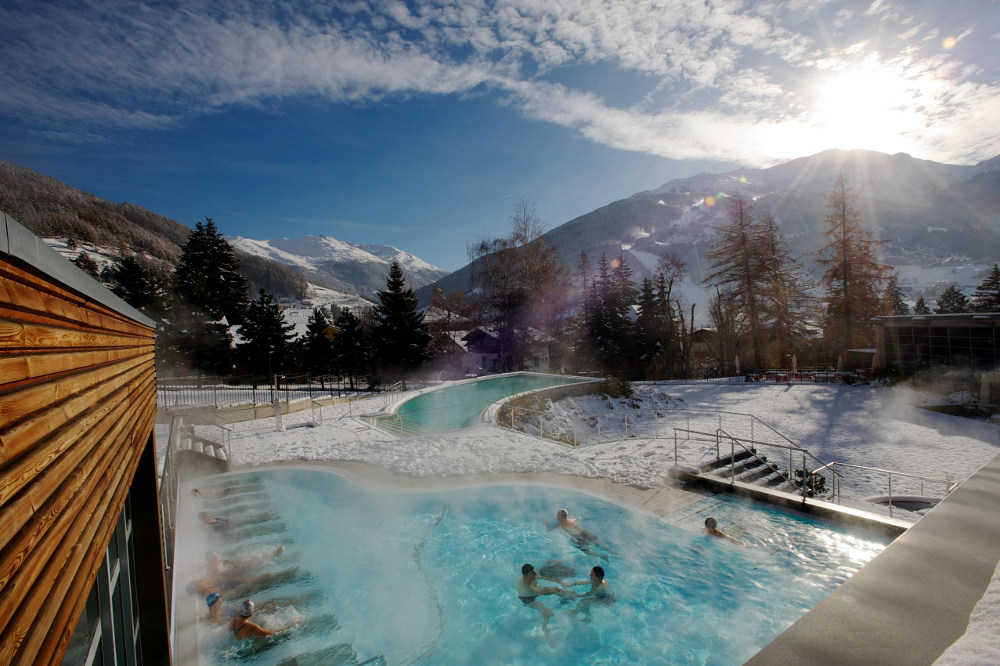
[547, 509, 612, 560]
[564, 566, 616, 621]
[704, 517, 743, 544]
[229, 599, 300, 641]
[516, 563, 575, 635]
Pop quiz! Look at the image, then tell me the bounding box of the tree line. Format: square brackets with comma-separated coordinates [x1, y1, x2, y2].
[88, 175, 1000, 384]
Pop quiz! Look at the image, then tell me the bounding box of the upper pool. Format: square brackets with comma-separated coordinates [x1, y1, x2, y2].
[376, 373, 592, 436]
[183, 468, 888, 665]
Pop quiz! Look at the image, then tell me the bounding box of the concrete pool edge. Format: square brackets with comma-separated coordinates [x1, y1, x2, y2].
[746, 450, 1000, 666]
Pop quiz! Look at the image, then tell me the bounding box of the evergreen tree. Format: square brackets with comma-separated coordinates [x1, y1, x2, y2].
[913, 295, 932, 315]
[883, 274, 909, 315]
[935, 285, 970, 314]
[73, 252, 100, 279]
[371, 261, 429, 385]
[238, 289, 295, 375]
[583, 254, 635, 376]
[301, 307, 336, 375]
[174, 218, 249, 325]
[971, 264, 1000, 312]
[331, 307, 371, 390]
[634, 274, 676, 379]
[159, 295, 233, 374]
[817, 173, 891, 358]
[102, 253, 169, 316]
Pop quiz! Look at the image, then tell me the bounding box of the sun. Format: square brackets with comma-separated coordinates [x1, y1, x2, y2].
[811, 62, 919, 154]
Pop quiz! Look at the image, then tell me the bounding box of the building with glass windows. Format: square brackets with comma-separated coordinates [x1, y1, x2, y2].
[871, 313, 1000, 376]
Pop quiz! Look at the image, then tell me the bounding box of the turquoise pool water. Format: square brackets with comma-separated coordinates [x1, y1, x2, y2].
[376, 373, 590, 436]
[189, 469, 888, 665]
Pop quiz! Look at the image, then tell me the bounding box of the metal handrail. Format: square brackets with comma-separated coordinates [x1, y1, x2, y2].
[675, 426, 845, 500]
[716, 427, 809, 499]
[812, 461, 958, 517]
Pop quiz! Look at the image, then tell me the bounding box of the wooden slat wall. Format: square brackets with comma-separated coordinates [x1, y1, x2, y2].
[0, 242, 159, 664]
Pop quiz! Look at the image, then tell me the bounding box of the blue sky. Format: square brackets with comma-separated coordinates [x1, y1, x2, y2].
[1, 1, 998, 271]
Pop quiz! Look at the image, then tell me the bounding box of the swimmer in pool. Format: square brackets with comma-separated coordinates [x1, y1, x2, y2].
[517, 563, 575, 634]
[229, 599, 300, 641]
[564, 566, 615, 621]
[547, 509, 612, 560]
[704, 517, 743, 544]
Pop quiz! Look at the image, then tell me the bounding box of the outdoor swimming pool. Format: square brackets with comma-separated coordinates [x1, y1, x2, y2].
[376, 373, 591, 436]
[184, 469, 889, 665]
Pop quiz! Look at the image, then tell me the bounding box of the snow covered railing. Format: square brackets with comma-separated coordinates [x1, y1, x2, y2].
[503, 405, 790, 448]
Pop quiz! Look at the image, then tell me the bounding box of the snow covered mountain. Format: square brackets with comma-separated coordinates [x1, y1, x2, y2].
[227, 234, 448, 299]
[422, 149, 1000, 320]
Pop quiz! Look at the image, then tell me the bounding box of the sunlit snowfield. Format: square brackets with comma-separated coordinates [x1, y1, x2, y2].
[176, 381, 1000, 522]
[190, 469, 886, 665]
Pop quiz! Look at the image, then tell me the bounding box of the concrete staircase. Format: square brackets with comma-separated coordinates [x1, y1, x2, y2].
[699, 448, 806, 494]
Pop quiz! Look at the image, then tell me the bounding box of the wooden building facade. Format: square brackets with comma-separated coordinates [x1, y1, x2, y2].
[0, 213, 169, 664]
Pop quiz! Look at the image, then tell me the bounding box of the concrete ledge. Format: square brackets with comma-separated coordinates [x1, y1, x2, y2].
[746, 452, 1000, 665]
[669, 468, 910, 539]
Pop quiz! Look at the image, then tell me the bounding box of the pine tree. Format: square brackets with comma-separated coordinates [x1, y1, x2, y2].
[332, 307, 371, 390]
[583, 254, 636, 376]
[238, 289, 295, 375]
[935, 285, 970, 314]
[883, 274, 909, 315]
[301, 307, 336, 375]
[159, 295, 233, 374]
[73, 252, 100, 279]
[817, 173, 891, 357]
[102, 253, 169, 316]
[913, 295, 931, 315]
[371, 261, 429, 385]
[971, 264, 1000, 313]
[174, 218, 249, 325]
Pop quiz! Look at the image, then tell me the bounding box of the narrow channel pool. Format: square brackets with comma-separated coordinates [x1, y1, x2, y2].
[376, 373, 591, 436]
[183, 469, 888, 665]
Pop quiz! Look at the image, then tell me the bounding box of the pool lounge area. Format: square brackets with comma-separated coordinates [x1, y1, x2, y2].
[167, 373, 1000, 665]
[177, 464, 894, 664]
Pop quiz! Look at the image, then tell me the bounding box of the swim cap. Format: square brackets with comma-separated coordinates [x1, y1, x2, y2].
[240, 600, 254, 617]
[205, 592, 221, 608]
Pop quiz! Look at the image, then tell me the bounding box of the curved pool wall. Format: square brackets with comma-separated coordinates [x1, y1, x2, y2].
[178, 466, 888, 665]
[375, 372, 594, 437]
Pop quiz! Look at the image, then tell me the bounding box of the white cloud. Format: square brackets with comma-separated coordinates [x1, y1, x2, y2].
[0, 0, 996, 166]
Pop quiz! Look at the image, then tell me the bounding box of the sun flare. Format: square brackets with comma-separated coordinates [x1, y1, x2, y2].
[811, 63, 919, 154]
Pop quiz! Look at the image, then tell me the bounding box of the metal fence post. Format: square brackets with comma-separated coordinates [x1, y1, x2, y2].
[888, 474, 894, 518]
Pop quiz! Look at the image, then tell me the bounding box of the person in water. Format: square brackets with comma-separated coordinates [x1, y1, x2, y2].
[229, 599, 300, 640]
[517, 563, 575, 633]
[547, 509, 612, 560]
[704, 517, 742, 544]
[206, 545, 285, 579]
[564, 566, 615, 621]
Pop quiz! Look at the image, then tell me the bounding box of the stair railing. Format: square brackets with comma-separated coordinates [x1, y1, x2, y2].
[811, 461, 958, 517]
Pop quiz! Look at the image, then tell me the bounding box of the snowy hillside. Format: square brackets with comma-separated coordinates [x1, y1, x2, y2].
[421, 148, 1000, 323]
[228, 234, 448, 298]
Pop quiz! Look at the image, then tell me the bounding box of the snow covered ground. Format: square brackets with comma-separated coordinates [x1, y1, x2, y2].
[186, 381, 999, 522]
[167, 380, 1000, 664]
